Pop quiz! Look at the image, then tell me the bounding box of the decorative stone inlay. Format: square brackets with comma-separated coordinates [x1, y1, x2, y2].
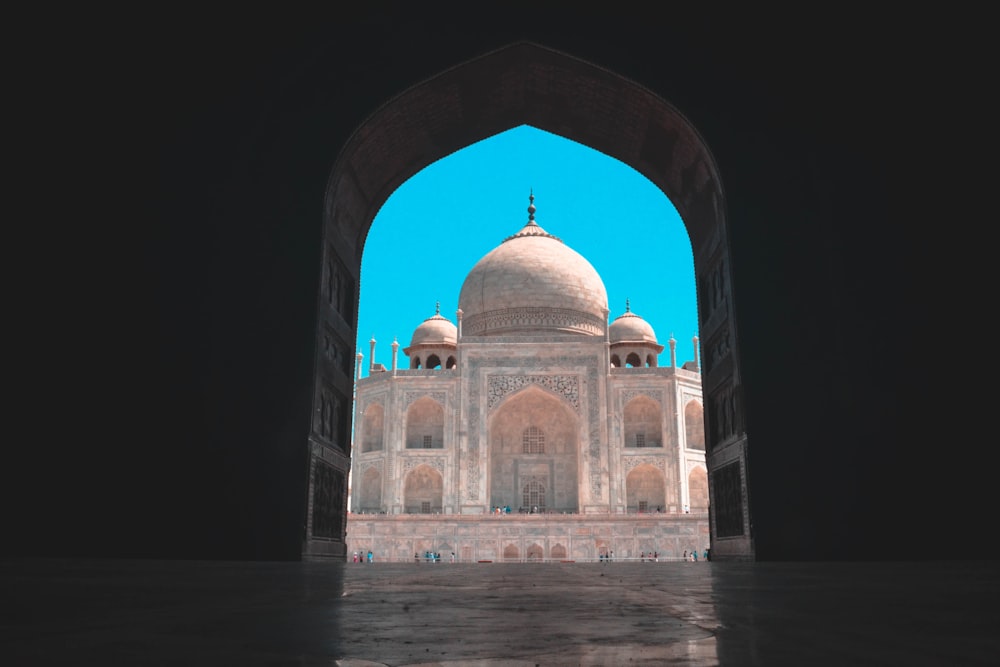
[623, 455, 667, 475]
[487, 374, 580, 413]
[464, 307, 606, 337]
[401, 457, 445, 475]
[590, 472, 602, 497]
[404, 391, 448, 409]
[361, 395, 386, 413]
[686, 459, 707, 474]
[358, 460, 383, 477]
[681, 393, 701, 407]
[621, 389, 663, 406]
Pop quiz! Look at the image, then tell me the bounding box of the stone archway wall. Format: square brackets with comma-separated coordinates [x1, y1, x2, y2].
[623, 396, 663, 448]
[358, 466, 382, 512]
[405, 397, 445, 449]
[488, 386, 579, 512]
[361, 403, 384, 453]
[403, 465, 443, 514]
[684, 400, 705, 451]
[625, 464, 667, 512]
[689, 466, 709, 510]
[312, 41, 752, 559]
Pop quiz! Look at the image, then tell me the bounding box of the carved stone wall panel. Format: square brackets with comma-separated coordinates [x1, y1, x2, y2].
[711, 460, 744, 538]
[464, 307, 605, 337]
[316, 383, 350, 453]
[709, 382, 743, 449]
[324, 245, 355, 326]
[487, 374, 580, 413]
[322, 325, 353, 377]
[404, 391, 448, 409]
[361, 394, 386, 413]
[358, 460, 384, 477]
[311, 460, 345, 540]
[623, 455, 668, 476]
[703, 329, 731, 374]
[686, 459, 707, 475]
[699, 256, 727, 323]
[621, 389, 663, 407]
[401, 456, 446, 476]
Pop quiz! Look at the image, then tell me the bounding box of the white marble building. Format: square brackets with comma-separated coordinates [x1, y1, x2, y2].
[347, 195, 708, 561]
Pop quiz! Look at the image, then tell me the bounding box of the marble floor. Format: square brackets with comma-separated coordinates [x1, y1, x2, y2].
[2, 558, 997, 666]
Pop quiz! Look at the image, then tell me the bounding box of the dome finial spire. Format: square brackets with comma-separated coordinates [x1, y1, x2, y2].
[527, 189, 536, 224]
[435, 300, 440, 315]
[625, 298, 631, 313]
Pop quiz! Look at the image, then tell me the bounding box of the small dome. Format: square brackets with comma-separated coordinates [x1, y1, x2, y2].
[409, 305, 457, 348]
[609, 301, 658, 345]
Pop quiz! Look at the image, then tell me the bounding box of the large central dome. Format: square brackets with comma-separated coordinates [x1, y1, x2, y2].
[458, 194, 609, 336]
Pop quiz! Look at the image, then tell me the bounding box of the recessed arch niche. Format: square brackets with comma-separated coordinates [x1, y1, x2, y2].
[310, 41, 751, 560]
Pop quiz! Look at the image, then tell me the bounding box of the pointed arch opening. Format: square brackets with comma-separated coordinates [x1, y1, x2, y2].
[406, 396, 445, 449]
[317, 41, 750, 560]
[626, 463, 667, 514]
[624, 395, 663, 448]
[361, 403, 385, 453]
[689, 465, 709, 511]
[685, 400, 705, 451]
[357, 466, 382, 513]
[403, 464, 443, 514]
[488, 385, 579, 513]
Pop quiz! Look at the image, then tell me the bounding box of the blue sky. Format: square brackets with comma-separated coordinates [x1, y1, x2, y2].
[357, 125, 699, 373]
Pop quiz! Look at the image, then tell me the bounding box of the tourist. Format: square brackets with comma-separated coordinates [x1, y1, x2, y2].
[367, 550, 373, 564]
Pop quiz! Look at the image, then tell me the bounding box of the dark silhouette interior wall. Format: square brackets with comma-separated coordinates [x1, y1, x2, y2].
[16, 9, 983, 562]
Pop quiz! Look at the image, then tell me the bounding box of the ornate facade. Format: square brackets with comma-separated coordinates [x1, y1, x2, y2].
[347, 196, 708, 561]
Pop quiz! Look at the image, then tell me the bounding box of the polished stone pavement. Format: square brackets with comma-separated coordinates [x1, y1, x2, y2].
[2, 558, 998, 666]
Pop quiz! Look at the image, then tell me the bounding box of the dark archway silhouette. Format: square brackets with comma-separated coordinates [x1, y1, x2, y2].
[307, 42, 751, 560]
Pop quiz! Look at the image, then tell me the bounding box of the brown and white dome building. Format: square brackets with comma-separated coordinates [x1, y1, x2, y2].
[347, 194, 708, 563]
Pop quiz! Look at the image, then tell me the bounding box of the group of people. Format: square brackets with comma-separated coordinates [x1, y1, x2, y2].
[639, 551, 659, 562]
[352, 550, 374, 563]
[415, 551, 457, 563]
[682, 549, 709, 561]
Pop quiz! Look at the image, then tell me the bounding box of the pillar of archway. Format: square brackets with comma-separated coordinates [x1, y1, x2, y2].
[306, 41, 753, 560]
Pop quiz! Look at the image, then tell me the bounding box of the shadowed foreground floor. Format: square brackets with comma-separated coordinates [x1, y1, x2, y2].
[2, 558, 998, 665]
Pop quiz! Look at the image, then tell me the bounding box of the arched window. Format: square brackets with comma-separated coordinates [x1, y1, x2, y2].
[522, 426, 544, 454]
[523, 479, 546, 510]
[623, 396, 663, 448]
[406, 397, 445, 449]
